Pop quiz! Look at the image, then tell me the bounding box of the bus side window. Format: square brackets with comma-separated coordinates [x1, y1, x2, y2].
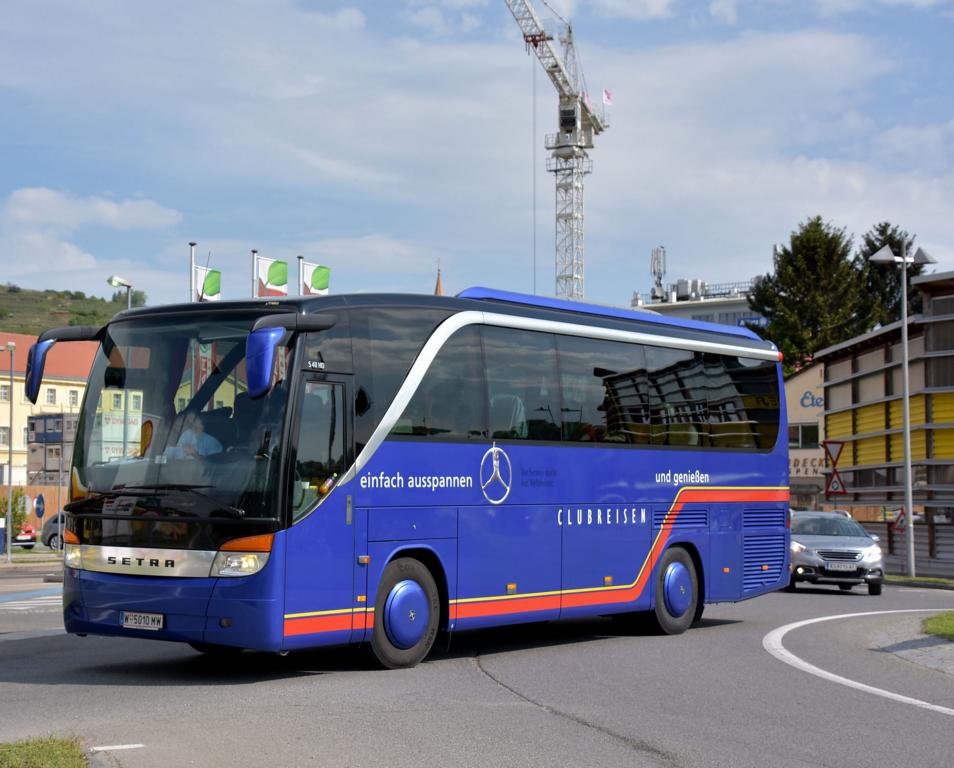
[393, 326, 486, 441]
[482, 326, 560, 442]
[555, 335, 647, 444]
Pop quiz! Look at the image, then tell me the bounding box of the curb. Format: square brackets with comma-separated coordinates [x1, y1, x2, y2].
[886, 579, 954, 591]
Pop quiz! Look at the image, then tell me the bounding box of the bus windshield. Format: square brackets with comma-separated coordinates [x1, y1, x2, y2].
[71, 312, 291, 521]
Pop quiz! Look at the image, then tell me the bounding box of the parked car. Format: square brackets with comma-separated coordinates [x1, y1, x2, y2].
[41, 513, 66, 550]
[787, 511, 884, 595]
[12, 524, 37, 549]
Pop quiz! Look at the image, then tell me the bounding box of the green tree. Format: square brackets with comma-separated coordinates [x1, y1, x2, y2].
[2, 488, 28, 531]
[748, 216, 876, 373]
[110, 289, 147, 307]
[855, 222, 922, 326]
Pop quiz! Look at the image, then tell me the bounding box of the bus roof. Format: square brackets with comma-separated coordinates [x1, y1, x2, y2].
[107, 287, 777, 356]
[457, 287, 767, 343]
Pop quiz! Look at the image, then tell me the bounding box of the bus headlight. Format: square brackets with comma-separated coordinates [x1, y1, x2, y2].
[211, 551, 270, 577]
[211, 533, 274, 578]
[63, 543, 82, 569]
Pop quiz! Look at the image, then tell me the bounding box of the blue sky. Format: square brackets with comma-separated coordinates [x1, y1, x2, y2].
[2, 0, 953, 306]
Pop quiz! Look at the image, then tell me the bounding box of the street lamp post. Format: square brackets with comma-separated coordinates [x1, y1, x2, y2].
[869, 243, 936, 578]
[106, 276, 133, 459]
[5, 341, 15, 564]
[107, 275, 133, 311]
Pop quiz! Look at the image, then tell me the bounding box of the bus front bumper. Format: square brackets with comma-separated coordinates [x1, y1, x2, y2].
[64, 565, 284, 652]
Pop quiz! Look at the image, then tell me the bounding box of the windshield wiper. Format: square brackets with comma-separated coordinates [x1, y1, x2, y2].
[120, 484, 246, 518]
[65, 484, 246, 519]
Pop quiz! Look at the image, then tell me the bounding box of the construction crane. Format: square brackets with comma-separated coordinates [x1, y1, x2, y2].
[505, 0, 609, 301]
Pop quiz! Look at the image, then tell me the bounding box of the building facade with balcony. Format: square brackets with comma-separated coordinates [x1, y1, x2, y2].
[814, 272, 954, 576]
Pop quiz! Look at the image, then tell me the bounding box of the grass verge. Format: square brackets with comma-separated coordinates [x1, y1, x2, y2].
[923, 611, 954, 643]
[886, 574, 954, 587]
[0, 736, 86, 768]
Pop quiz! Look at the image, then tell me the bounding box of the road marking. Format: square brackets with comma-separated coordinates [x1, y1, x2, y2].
[90, 744, 145, 752]
[763, 609, 954, 718]
[0, 588, 61, 603]
[0, 595, 61, 612]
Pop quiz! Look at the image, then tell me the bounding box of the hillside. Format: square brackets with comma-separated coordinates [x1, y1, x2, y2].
[0, 284, 133, 336]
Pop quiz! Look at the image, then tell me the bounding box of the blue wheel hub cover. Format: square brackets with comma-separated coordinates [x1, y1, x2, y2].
[384, 579, 430, 650]
[663, 561, 693, 618]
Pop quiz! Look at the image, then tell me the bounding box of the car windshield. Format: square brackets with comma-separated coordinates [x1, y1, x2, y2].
[792, 515, 869, 538]
[71, 312, 291, 520]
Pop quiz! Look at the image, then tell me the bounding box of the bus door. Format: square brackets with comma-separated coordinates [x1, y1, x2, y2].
[282, 375, 357, 649]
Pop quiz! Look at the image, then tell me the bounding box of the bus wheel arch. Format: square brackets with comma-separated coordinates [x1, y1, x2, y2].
[369, 550, 446, 669]
[651, 544, 700, 635]
[680, 542, 706, 625]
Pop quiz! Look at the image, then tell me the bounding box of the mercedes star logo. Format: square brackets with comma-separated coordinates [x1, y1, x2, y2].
[480, 442, 512, 505]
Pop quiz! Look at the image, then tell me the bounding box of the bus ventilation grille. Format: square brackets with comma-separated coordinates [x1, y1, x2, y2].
[743, 508, 787, 529]
[653, 510, 708, 529]
[743, 534, 786, 593]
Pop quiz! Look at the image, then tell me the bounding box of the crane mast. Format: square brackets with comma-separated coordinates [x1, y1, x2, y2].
[505, 0, 608, 301]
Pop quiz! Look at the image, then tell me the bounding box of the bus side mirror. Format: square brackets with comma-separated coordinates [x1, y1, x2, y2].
[25, 340, 55, 404]
[246, 313, 338, 398]
[246, 327, 286, 399]
[27, 324, 103, 404]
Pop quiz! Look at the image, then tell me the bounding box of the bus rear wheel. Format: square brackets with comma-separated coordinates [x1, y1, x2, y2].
[651, 547, 698, 635]
[370, 558, 440, 669]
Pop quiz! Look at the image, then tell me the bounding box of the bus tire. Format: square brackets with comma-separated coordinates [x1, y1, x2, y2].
[651, 547, 697, 635]
[370, 557, 440, 669]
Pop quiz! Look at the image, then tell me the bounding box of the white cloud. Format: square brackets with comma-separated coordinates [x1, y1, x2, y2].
[1, 2, 952, 310]
[576, 29, 954, 294]
[0, 188, 183, 300]
[709, 0, 739, 24]
[872, 119, 954, 172]
[523, 0, 675, 21]
[1, 188, 181, 234]
[813, 0, 952, 13]
[591, 0, 675, 20]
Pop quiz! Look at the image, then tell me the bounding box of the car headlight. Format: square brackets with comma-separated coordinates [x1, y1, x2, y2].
[862, 544, 882, 562]
[791, 541, 807, 554]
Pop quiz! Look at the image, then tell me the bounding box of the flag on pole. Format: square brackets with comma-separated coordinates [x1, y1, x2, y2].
[255, 255, 289, 297]
[301, 261, 331, 296]
[195, 265, 221, 302]
[602, 88, 613, 106]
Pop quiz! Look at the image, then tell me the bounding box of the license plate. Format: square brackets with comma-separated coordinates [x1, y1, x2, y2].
[15, 534, 31, 541]
[826, 561, 857, 572]
[121, 611, 164, 631]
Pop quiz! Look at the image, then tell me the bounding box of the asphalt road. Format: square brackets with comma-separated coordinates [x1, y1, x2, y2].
[1, 571, 952, 768]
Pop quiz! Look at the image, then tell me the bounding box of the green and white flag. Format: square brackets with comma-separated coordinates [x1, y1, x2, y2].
[301, 260, 330, 296]
[255, 255, 288, 297]
[195, 266, 221, 302]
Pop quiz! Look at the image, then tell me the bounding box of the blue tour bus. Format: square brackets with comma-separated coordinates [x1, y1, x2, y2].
[26, 287, 789, 668]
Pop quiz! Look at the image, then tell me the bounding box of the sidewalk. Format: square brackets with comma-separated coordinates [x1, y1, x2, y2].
[877, 613, 954, 676]
[0, 552, 64, 582]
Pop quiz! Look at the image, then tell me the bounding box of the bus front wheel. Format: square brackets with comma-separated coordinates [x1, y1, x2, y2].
[370, 558, 440, 669]
[651, 547, 698, 635]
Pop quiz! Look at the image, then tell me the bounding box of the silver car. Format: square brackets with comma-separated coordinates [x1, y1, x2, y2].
[787, 511, 884, 595]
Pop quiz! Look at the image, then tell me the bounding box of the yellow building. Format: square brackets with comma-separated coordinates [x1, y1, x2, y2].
[815, 272, 954, 577]
[0, 332, 96, 484]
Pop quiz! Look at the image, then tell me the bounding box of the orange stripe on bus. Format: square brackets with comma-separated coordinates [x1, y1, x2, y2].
[284, 487, 789, 635]
[284, 613, 353, 637]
